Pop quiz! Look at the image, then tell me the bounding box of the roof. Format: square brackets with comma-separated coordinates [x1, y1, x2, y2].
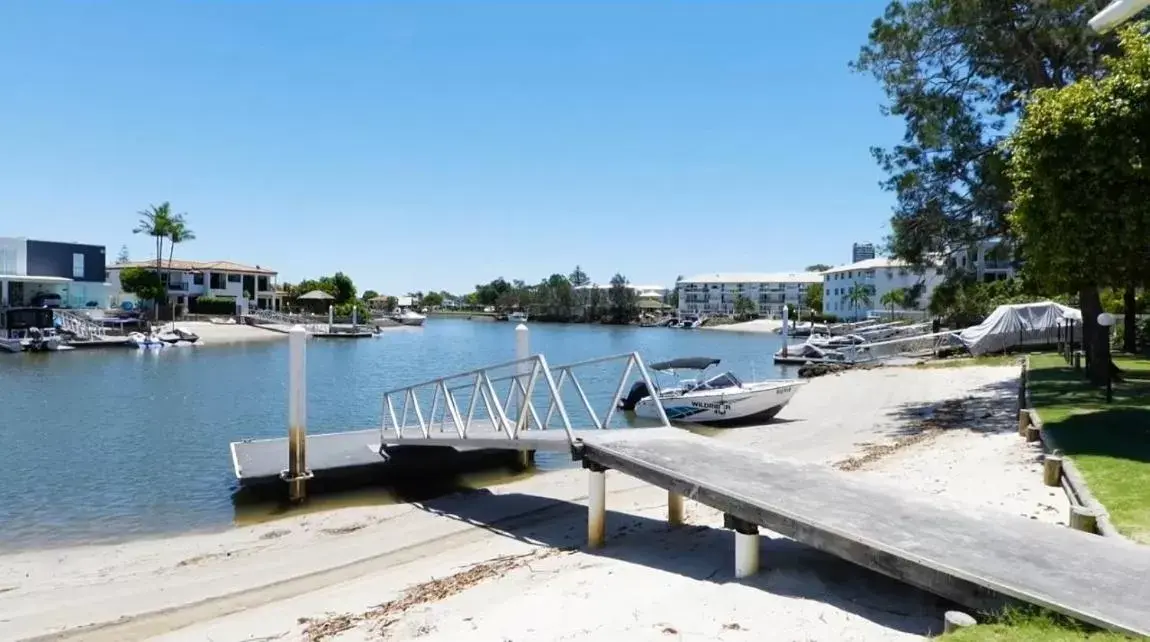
[298, 289, 334, 300]
[679, 272, 822, 285]
[820, 257, 912, 275]
[112, 259, 277, 275]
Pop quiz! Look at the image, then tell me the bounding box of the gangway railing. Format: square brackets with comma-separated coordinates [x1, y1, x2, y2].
[54, 309, 107, 340]
[379, 352, 671, 447]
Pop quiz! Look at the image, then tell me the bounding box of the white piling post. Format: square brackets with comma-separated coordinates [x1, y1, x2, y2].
[351, 306, 357, 329]
[734, 531, 759, 578]
[668, 491, 684, 526]
[287, 325, 310, 502]
[781, 304, 790, 357]
[587, 467, 606, 549]
[515, 323, 532, 465]
[328, 305, 334, 333]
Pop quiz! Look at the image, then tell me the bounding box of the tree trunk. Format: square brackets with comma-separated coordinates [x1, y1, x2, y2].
[1124, 284, 1137, 353]
[1080, 286, 1109, 385]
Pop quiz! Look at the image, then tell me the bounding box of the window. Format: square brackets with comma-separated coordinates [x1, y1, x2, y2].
[193, 273, 204, 285]
[72, 253, 84, 279]
[210, 273, 225, 289]
[257, 276, 268, 291]
[227, 273, 241, 283]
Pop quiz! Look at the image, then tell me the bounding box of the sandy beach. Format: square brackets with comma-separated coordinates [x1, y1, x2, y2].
[167, 321, 287, 346]
[0, 363, 1059, 642]
[701, 319, 783, 333]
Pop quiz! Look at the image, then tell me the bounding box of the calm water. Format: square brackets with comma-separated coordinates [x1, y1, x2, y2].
[0, 319, 788, 551]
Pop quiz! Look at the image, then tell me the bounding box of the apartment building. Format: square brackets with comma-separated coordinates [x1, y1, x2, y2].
[677, 272, 822, 318]
[0, 236, 111, 308]
[948, 239, 1017, 283]
[852, 242, 877, 263]
[108, 259, 280, 311]
[822, 258, 945, 320]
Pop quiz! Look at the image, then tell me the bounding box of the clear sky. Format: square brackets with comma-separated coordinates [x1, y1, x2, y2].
[0, 2, 901, 294]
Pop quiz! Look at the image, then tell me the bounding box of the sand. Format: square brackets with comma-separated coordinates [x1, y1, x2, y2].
[0, 364, 1066, 642]
[701, 319, 783, 333]
[166, 321, 286, 346]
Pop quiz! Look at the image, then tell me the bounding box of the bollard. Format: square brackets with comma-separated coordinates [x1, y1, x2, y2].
[284, 325, 312, 503]
[586, 462, 607, 549]
[943, 611, 977, 633]
[327, 305, 334, 333]
[781, 305, 789, 357]
[1070, 506, 1099, 534]
[1025, 423, 1041, 443]
[515, 323, 529, 432]
[724, 514, 760, 578]
[667, 491, 684, 526]
[1017, 408, 1030, 437]
[1043, 453, 1063, 487]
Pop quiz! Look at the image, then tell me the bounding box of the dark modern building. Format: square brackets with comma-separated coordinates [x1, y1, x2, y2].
[0, 236, 110, 308]
[851, 242, 876, 263]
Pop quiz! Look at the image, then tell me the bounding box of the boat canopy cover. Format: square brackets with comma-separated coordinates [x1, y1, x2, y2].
[649, 357, 721, 371]
[958, 301, 1080, 356]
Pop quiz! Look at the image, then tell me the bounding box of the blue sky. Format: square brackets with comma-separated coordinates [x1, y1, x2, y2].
[0, 2, 901, 294]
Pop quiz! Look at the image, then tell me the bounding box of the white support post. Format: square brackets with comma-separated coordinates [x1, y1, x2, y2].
[328, 305, 334, 333]
[725, 514, 759, 578]
[781, 304, 789, 357]
[515, 323, 529, 432]
[587, 466, 606, 549]
[351, 306, 358, 329]
[286, 325, 310, 503]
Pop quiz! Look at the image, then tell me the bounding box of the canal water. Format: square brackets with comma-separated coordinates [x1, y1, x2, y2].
[0, 318, 789, 552]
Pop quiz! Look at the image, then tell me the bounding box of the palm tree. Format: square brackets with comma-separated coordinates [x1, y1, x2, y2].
[133, 203, 175, 276]
[880, 289, 904, 320]
[166, 215, 195, 281]
[842, 282, 873, 320]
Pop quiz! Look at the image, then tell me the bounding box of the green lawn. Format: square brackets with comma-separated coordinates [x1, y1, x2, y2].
[942, 609, 1136, 641]
[1028, 353, 1150, 543]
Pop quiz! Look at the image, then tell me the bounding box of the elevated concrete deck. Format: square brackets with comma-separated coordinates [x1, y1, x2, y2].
[579, 428, 1150, 637]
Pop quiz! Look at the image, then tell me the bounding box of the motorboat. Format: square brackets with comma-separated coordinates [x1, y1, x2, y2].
[392, 309, 427, 327]
[127, 331, 166, 348]
[157, 326, 201, 344]
[508, 311, 528, 323]
[2, 308, 69, 352]
[0, 338, 21, 353]
[618, 356, 805, 425]
[22, 327, 71, 352]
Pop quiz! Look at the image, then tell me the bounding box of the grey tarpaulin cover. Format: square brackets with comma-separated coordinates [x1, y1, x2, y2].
[958, 301, 1081, 356]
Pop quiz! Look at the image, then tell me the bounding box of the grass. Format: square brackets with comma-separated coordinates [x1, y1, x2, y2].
[1029, 352, 1150, 543]
[915, 354, 1022, 369]
[942, 608, 1137, 641]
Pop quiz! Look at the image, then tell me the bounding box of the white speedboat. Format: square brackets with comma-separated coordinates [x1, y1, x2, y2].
[618, 357, 805, 425]
[157, 326, 201, 344]
[0, 338, 23, 353]
[392, 310, 426, 326]
[127, 331, 166, 348]
[508, 311, 528, 323]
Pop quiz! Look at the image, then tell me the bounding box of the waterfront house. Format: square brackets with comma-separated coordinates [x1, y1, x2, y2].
[947, 238, 1018, 284]
[107, 259, 280, 312]
[0, 236, 112, 309]
[676, 272, 821, 319]
[821, 257, 945, 320]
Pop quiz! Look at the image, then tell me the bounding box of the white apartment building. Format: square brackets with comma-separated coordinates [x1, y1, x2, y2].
[948, 239, 1017, 283]
[677, 272, 822, 318]
[822, 258, 945, 320]
[107, 259, 280, 311]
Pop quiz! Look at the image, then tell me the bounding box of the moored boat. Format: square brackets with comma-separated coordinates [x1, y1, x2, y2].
[392, 310, 427, 327]
[618, 356, 805, 425]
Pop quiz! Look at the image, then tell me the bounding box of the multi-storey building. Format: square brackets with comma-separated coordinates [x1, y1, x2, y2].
[852, 242, 877, 263]
[676, 272, 822, 318]
[0, 236, 110, 308]
[107, 259, 280, 311]
[948, 239, 1017, 283]
[822, 257, 945, 320]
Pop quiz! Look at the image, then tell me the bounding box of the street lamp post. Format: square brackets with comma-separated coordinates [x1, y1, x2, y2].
[1090, 0, 1150, 33]
[1098, 312, 1116, 403]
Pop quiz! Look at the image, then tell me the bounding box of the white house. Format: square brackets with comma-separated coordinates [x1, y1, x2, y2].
[676, 272, 822, 319]
[822, 258, 945, 320]
[108, 259, 280, 311]
[948, 239, 1017, 284]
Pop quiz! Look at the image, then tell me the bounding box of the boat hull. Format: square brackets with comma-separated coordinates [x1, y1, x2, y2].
[632, 381, 803, 426]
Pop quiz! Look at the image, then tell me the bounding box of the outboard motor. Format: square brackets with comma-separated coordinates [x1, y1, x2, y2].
[618, 381, 651, 411]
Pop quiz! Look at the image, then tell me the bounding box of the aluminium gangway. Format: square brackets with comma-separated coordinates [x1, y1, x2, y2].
[230, 351, 1150, 636]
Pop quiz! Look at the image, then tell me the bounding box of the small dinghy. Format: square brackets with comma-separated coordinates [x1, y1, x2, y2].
[127, 331, 166, 348]
[618, 356, 805, 426]
[157, 326, 200, 344]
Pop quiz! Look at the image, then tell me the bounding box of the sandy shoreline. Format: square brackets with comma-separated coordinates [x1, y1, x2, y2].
[701, 318, 783, 333]
[0, 363, 1065, 641]
[161, 321, 287, 346]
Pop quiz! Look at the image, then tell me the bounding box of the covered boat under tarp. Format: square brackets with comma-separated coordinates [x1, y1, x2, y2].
[958, 301, 1080, 356]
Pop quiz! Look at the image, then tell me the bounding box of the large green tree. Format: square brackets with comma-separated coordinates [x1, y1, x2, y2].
[1008, 25, 1150, 382]
[606, 273, 638, 325]
[854, 0, 1116, 267]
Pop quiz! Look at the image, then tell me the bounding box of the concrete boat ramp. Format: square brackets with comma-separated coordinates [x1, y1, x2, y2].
[231, 340, 1150, 636]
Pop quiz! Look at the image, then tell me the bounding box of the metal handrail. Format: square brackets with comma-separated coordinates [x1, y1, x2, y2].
[378, 351, 671, 446]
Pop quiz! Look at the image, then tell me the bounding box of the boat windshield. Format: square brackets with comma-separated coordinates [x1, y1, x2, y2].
[690, 371, 742, 391]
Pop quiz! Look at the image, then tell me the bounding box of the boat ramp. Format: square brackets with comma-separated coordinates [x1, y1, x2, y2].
[230, 327, 1150, 637]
